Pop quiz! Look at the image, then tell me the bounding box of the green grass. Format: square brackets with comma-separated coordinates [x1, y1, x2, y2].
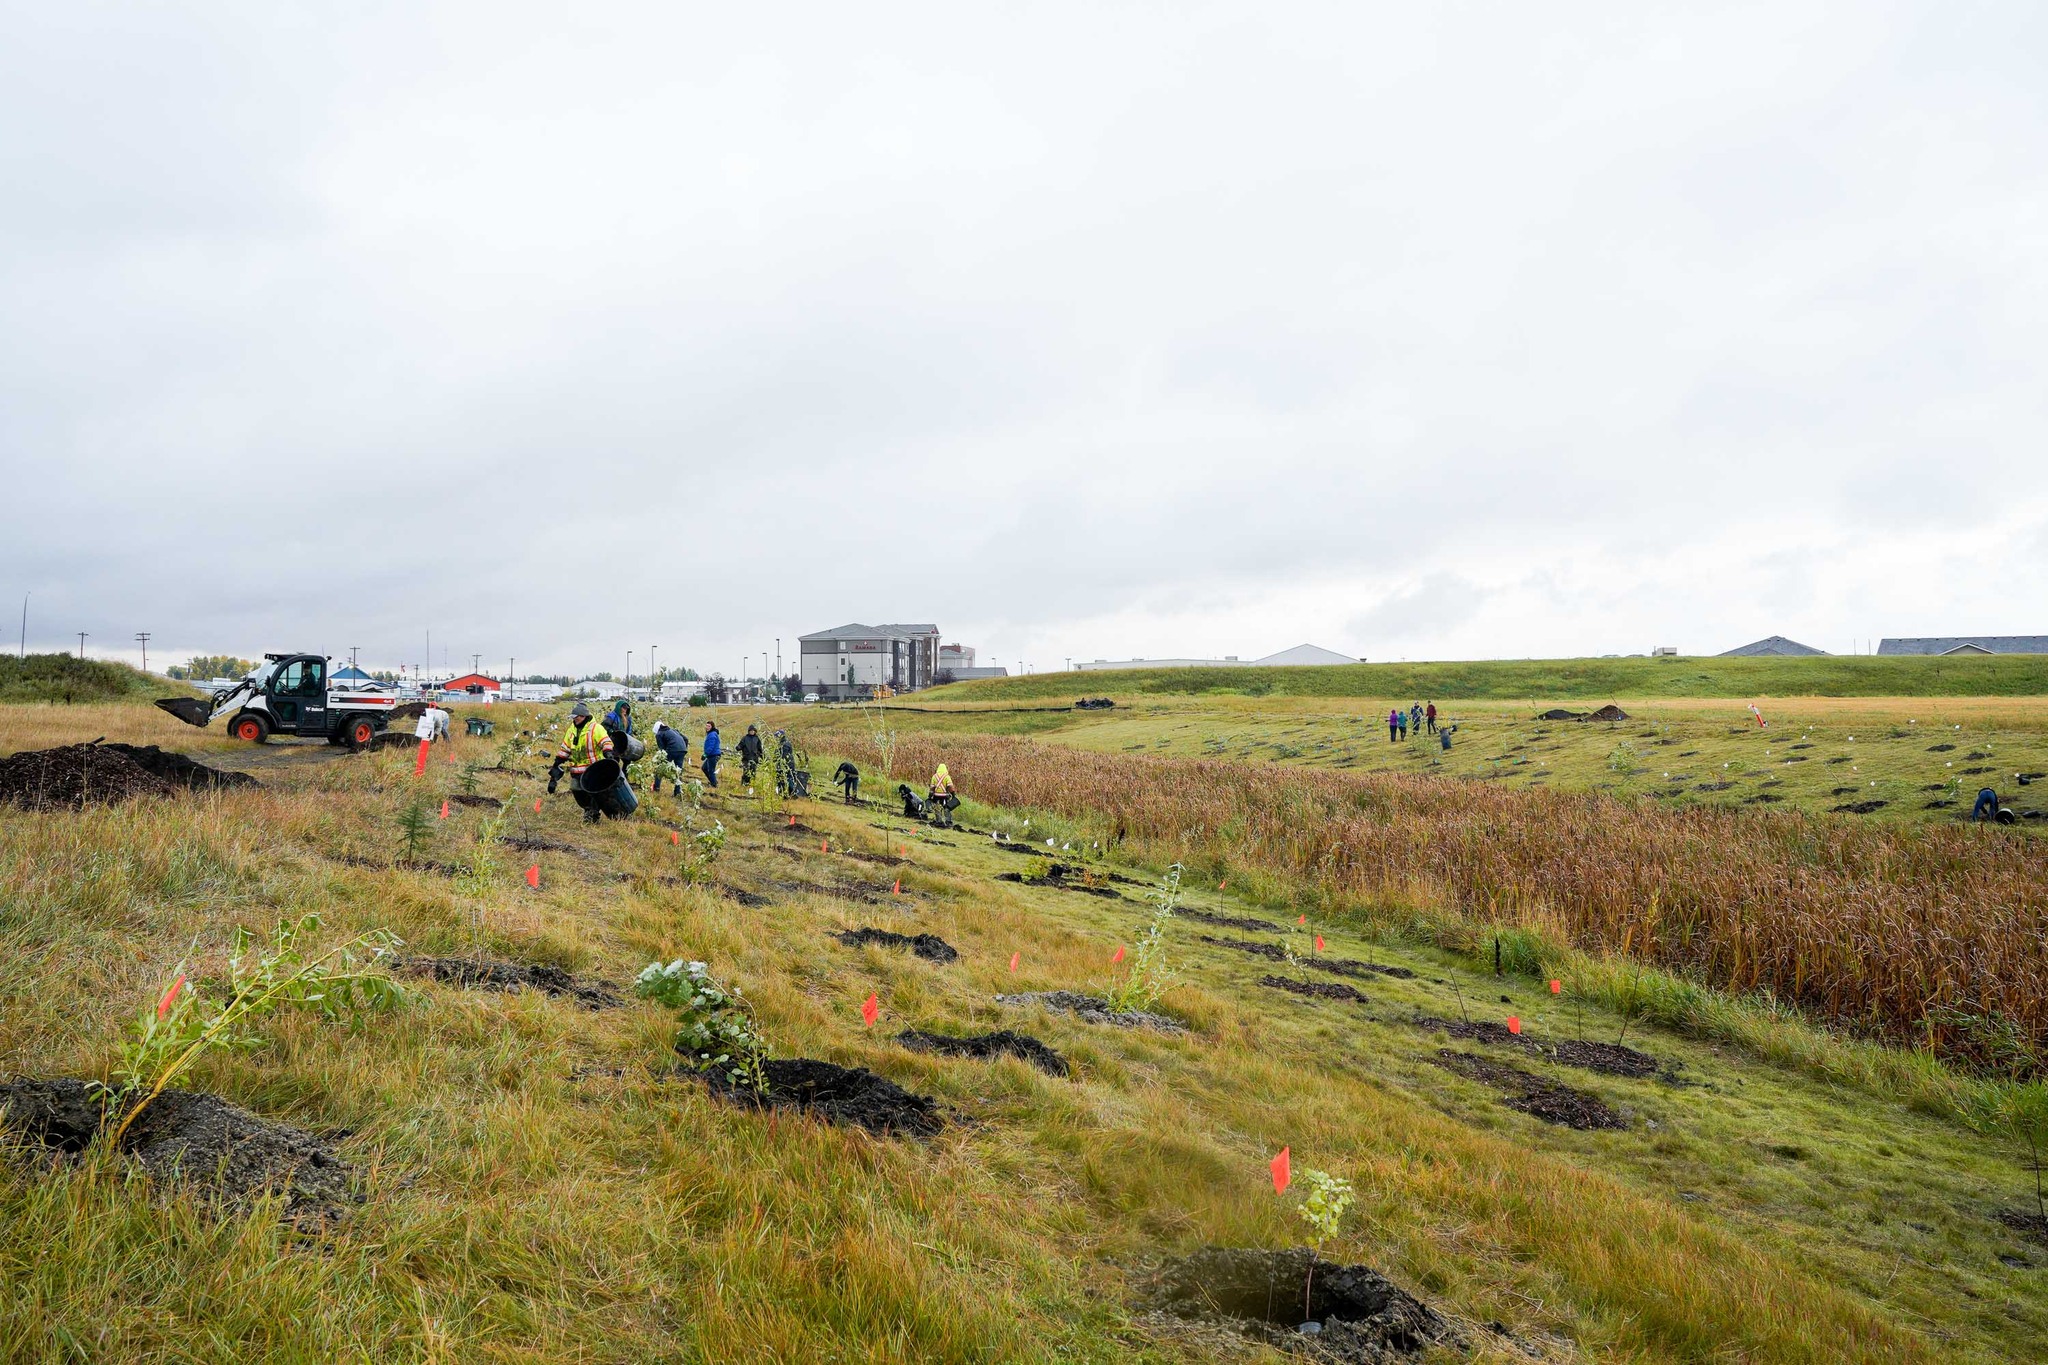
[935, 654, 2048, 702]
[0, 654, 196, 706]
[3, 703, 2046, 1361]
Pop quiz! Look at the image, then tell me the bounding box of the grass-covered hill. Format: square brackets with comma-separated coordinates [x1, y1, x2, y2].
[0, 654, 195, 706]
[933, 654, 2048, 702]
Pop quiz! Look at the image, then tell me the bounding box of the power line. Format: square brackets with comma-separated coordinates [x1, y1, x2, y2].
[134, 632, 151, 674]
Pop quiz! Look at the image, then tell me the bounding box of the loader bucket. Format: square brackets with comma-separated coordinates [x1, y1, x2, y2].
[155, 697, 214, 728]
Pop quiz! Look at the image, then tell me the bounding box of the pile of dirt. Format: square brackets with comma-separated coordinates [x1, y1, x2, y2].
[842, 848, 910, 866]
[1414, 1017, 1659, 1077]
[834, 928, 959, 963]
[1535, 708, 1585, 721]
[100, 743, 258, 792]
[401, 956, 622, 1009]
[768, 876, 895, 905]
[1430, 1051, 1625, 1130]
[1183, 908, 1286, 933]
[0, 742, 181, 811]
[995, 864, 1124, 898]
[898, 1029, 1070, 1077]
[1928, 743, 1957, 753]
[446, 792, 498, 809]
[1830, 800, 1887, 814]
[1074, 698, 1116, 710]
[1260, 975, 1369, 1004]
[995, 990, 1185, 1033]
[503, 835, 584, 855]
[366, 731, 417, 751]
[1998, 1209, 2048, 1247]
[702, 1059, 944, 1138]
[1200, 937, 1415, 982]
[1143, 1247, 1454, 1362]
[0, 1078, 355, 1221]
[1584, 704, 1630, 723]
[718, 885, 772, 908]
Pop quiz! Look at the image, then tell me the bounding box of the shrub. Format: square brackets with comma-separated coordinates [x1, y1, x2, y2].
[635, 960, 766, 1091]
[1103, 863, 1184, 1013]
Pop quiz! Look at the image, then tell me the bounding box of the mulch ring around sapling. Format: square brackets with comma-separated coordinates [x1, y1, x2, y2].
[400, 956, 623, 1009]
[701, 1059, 944, 1138]
[994, 990, 1185, 1033]
[0, 1078, 356, 1223]
[834, 928, 959, 963]
[445, 792, 499, 809]
[503, 834, 586, 856]
[1142, 1246, 1456, 1363]
[1201, 935, 1416, 980]
[717, 884, 773, 907]
[898, 1029, 1070, 1077]
[994, 863, 1127, 897]
[1413, 1017, 1661, 1078]
[1998, 1209, 2048, 1247]
[0, 741, 256, 812]
[1429, 1050, 1626, 1130]
[1260, 975, 1369, 1004]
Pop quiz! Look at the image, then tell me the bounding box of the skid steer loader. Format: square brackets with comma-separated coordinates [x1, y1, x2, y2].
[155, 653, 416, 748]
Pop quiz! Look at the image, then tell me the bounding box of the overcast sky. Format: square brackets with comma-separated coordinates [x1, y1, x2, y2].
[3, 2, 2044, 678]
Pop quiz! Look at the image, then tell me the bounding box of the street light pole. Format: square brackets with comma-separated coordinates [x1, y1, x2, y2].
[650, 645, 657, 689]
[627, 652, 633, 688]
[18, 592, 27, 659]
[76, 631, 88, 658]
[472, 653, 481, 678]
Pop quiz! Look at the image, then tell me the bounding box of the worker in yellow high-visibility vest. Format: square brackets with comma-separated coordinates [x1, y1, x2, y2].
[554, 702, 615, 821]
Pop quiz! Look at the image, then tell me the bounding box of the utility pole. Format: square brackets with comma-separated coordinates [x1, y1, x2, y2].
[134, 632, 151, 674]
[471, 653, 481, 678]
[627, 651, 633, 687]
[775, 638, 781, 677]
[76, 631, 88, 658]
[425, 629, 430, 682]
[508, 657, 515, 689]
[350, 646, 360, 676]
[650, 645, 657, 688]
[19, 591, 29, 658]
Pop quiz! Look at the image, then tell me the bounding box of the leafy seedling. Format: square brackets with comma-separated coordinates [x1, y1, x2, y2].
[1295, 1168, 1355, 1321]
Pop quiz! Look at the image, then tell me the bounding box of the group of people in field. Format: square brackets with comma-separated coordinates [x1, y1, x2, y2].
[1384, 701, 1454, 751]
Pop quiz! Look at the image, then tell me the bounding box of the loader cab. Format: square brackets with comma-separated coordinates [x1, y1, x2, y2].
[265, 656, 328, 734]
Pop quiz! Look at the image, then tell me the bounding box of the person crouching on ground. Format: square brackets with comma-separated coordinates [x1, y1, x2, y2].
[738, 723, 765, 784]
[834, 760, 860, 804]
[652, 721, 690, 793]
[701, 721, 722, 788]
[554, 702, 615, 822]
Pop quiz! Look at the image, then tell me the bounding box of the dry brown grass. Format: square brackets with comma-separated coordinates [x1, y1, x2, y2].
[825, 729, 2048, 1064]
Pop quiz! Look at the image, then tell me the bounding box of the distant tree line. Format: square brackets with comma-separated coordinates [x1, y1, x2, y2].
[167, 655, 255, 681]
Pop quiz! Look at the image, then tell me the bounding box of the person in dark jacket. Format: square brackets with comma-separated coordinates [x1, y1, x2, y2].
[651, 721, 690, 793]
[834, 760, 860, 804]
[701, 721, 722, 788]
[737, 724, 765, 783]
[1973, 787, 2001, 822]
[1425, 701, 1438, 734]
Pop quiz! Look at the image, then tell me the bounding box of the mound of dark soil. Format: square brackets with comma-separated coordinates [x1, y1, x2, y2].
[1260, 975, 1369, 1004]
[1430, 1051, 1625, 1130]
[1585, 704, 1629, 723]
[1928, 743, 1957, 753]
[367, 730, 417, 751]
[1200, 936, 1415, 981]
[0, 742, 179, 810]
[835, 928, 958, 963]
[995, 865, 1123, 898]
[401, 956, 622, 1008]
[842, 848, 910, 866]
[718, 885, 772, 907]
[1413, 1018, 1659, 1077]
[898, 1029, 1069, 1077]
[0, 1078, 355, 1220]
[446, 792, 498, 809]
[1183, 908, 1285, 933]
[1535, 708, 1585, 721]
[1695, 781, 1736, 792]
[503, 835, 584, 855]
[101, 743, 258, 792]
[1960, 766, 1994, 775]
[1999, 1209, 2048, 1247]
[703, 1059, 943, 1138]
[995, 990, 1185, 1032]
[1145, 1246, 1453, 1362]
[768, 876, 894, 905]
[1830, 800, 1887, 814]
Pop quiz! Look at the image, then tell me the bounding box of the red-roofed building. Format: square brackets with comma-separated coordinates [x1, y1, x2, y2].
[441, 672, 501, 695]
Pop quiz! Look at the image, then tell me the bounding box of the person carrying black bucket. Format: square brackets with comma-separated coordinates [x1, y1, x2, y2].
[738, 724, 765, 784]
[555, 702, 616, 823]
[927, 762, 961, 827]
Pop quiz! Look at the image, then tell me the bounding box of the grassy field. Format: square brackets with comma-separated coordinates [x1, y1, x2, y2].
[851, 693, 2048, 833]
[936, 654, 2048, 702]
[4, 698, 2047, 1362]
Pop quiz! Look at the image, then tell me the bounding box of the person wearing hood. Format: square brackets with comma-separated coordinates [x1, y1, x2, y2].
[737, 723, 765, 783]
[554, 702, 616, 821]
[651, 721, 690, 793]
[927, 762, 960, 827]
[701, 721, 722, 788]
